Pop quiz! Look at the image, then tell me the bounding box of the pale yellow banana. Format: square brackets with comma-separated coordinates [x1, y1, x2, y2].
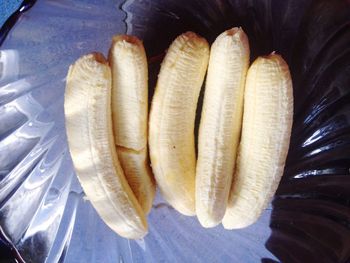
[64, 53, 147, 239]
[149, 32, 209, 216]
[109, 35, 155, 214]
[222, 53, 293, 229]
[196, 28, 250, 228]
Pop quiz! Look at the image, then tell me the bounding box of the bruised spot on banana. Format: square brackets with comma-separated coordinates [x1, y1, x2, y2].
[64, 53, 147, 239]
[196, 28, 250, 228]
[222, 53, 293, 229]
[149, 32, 210, 216]
[109, 35, 155, 214]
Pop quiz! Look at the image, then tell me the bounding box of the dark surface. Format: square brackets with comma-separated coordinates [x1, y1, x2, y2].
[0, 227, 24, 263]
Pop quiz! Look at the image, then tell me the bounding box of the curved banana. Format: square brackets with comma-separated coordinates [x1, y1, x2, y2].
[196, 28, 250, 228]
[149, 32, 209, 216]
[222, 53, 293, 229]
[109, 35, 155, 214]
[64, 53, 147, 239]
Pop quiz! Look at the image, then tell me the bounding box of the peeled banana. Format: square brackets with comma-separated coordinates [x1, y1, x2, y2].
[222, 53, 293, 229]
[109, 35, 155, 214]
[196, 28, 250, 228]
[64, 53, 147, 239]
[149, 32, 209, 216]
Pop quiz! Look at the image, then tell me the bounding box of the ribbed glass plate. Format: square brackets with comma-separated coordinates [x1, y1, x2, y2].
[0, 0, 349, 262]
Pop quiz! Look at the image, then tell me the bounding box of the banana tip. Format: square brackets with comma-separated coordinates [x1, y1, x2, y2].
[216, 27, 249, 47]
[111, 34, 143, 47]
[262, 51, 282, 60]
[225, 27, 243, 36]
[90, 52, 108, 64]
[181, 31, 209, 47]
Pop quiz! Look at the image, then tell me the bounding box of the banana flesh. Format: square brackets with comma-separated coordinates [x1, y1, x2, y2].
[109, 35, 155, 214]
[222, 53, 293, 229]
[64, 53, 147, 239]
[149, 32, 209, 216]
[64, 31, 294, 235]
[196, 28, 250, 228]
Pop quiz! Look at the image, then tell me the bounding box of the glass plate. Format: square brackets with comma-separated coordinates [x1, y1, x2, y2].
[1, 0, 350, 262]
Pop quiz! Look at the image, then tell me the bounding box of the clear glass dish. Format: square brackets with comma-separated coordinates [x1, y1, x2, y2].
[0, 0, 350, 262]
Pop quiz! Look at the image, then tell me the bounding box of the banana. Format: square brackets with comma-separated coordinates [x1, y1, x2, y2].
[222, 53, 293, 229]
[109, 35, 155, 214]
[196, 28, 250, 228]
[64, 53, 147, 239]
[149, 32, 209, 216]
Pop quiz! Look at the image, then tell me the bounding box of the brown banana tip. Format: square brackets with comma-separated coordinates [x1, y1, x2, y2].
[214, 27, 248, 50]
[225, 27, 241, 36]
[90, 52, 108, 64]
[259, 52, 284, 63]
[268, 51, 282, 59]
[182, 31, 208, 44]
[111, 34, 143, 47]
[182, 31, 200, 38]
